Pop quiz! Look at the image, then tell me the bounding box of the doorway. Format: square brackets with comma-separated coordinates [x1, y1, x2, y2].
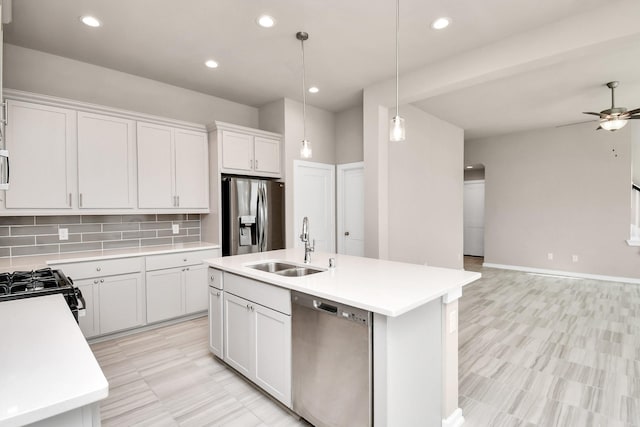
[337, 162, 364, 256]
[463, 165, 485, 257]
[293, 160, 336, 252]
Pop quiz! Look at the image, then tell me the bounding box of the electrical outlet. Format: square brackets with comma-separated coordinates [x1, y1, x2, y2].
[58, 228, 69, 241]
[572, 255, 579, 262]
[547, 252, 553, 260]
[449, 310, 458, 334]
[172, 224, 180, 234]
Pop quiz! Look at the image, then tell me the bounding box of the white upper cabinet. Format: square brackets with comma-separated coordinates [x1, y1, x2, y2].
[254, 137, 280, 174]
[221, 131, 253, 172]
[214, 122, 282, 178]
[174, 129, 209, 209]
[77, 112, 136, 209]
[137, 122, 175, 209]
[137, 122, 208, 210]
[5, 100, 76, 209]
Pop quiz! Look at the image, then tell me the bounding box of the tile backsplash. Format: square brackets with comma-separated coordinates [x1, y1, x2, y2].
[0, 214, 201, 258]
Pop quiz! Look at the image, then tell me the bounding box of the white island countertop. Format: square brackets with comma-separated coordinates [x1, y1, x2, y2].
[204, 249, 481, 317]
[0, 295, 108, 427]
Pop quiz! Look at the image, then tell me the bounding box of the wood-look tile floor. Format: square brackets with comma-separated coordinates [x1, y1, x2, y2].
[461, 257, 640, 427]
[90, 318, 307, 427]
[91, 258, 640, 427]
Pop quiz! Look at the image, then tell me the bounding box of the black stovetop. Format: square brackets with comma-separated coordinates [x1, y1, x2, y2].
[0, 268, 74, 299]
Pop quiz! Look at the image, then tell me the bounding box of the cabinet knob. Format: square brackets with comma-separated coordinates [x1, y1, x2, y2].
[96, 267, 101, 271]
[93, 279, 98, 284]
[344, 231, 350, 236]
[100, 279, 104, 283]
[185, 267, 190, 271]
[210, 275, 215, 281]
[216, 291, 221, 296]
[183, 258, 187, 262]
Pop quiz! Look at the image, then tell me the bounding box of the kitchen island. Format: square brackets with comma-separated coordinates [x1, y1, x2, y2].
[205, 248, 480, 427]
[0, 295, 108, 427]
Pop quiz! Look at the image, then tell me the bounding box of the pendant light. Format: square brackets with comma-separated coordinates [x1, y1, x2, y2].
[297, 31, 312, 159]
[390, 0, 405, 142]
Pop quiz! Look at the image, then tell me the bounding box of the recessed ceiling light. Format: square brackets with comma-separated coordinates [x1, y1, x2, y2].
[205, 59, 219, 69]
[80, 15, 102, 27]
[308, 87, 319, 94]
[465, 166, 473, 169]
[257, 15, 276, 28]
[431, 17, 450, 30]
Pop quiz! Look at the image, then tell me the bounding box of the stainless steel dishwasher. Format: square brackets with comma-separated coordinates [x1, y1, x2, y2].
[292, 291, 372, 427]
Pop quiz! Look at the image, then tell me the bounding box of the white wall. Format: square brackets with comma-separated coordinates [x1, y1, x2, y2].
[4, 44, 259, 127]
[466, 123, 640, 279]
[388, 105, 464, 268]
[335, 105, 363, 164]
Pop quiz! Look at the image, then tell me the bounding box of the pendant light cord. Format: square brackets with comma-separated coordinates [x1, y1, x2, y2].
[301, 38, 307, 140]
[395, 0, 399, 117]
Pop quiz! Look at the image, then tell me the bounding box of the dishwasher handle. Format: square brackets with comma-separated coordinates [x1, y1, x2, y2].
[313, 300, 338, 314]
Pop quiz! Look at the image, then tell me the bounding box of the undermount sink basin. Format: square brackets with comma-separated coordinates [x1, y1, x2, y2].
[248, 262, 297, 273]
[275, 267, 324, 277]
[247, 261, 324, 277]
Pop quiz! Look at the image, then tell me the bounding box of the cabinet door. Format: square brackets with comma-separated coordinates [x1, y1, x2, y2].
[254, 137, 280, 175]
[221, 131, 253, 172]
[174, 129, 209, 209]
[146, 268, 183, 323]
[208, 288, 224, 358]
[184, 263, 207, 314]
[78, 112, 136, 209]
[137, 122, 175, 208]
[99, 273, 145, 334]
[75, 279, 99, 338]
[224, 292, 253, 377]
[253, 304, 292, 407]
[5, 100, 75, 209]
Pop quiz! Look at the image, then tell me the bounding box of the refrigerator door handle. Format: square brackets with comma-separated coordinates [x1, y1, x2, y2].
[256, 182, 265, 251]
[262, 183, 269, 251]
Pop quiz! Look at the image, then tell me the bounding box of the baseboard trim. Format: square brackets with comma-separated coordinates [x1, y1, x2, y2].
[483, 263, 640, 285]
[442, 408, 464, 427]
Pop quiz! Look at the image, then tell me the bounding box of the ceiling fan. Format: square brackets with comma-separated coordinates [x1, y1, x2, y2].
[583, 81, 640, 131]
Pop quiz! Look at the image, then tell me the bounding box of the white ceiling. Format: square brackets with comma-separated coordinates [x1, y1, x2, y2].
[413, 39, 640, 140]
[4, 0, 614, 116]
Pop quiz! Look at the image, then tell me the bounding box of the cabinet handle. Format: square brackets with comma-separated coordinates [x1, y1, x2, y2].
[183, 258, 187, 262]
[79, 193, 83, 207]
[246, 304, 251, 310]
[250, 305, 254, 311]
[177, 195, 180, 206]
[96, 267, 101, 271]
[210, 275, 215, 281]
[69, 193, 72, 207]
[216, 291, 221, 296]
[100, 279, 104, 283]
[2, 101, 7, 126]
[93, 279, 98, 284]
[249, 159, 252, 169]
[185, 267, 190, 271]
[255, 159, 259, 169]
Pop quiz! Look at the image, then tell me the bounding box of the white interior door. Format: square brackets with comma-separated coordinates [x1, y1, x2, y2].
[293, 161, 335, 253]
[337, 162, 365, 256]
[463, 180, 485, 257]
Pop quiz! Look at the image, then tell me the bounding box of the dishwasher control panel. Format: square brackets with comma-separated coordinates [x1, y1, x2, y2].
[340, 310, 369, 325]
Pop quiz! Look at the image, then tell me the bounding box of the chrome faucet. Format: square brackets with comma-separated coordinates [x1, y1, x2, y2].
[300, 216, 315, 264]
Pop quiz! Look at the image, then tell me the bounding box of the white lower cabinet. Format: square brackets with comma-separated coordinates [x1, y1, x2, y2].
[208, 286, 224, 359]
[222, 273, 291, 407]
[146, 263, 209, 323]
[75, 273, 145, 338]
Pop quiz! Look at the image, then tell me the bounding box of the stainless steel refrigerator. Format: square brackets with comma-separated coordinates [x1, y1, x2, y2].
[221, 176, 285, 256]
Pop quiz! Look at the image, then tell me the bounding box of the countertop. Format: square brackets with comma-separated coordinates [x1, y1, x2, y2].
[0, 294, 109, 427]
[204, 249, 481, 317]
[0, 242, 220, 273]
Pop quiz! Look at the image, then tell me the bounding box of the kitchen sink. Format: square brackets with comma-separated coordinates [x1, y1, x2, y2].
[248, 262, 298, 273]
[275, 267, 324, 277]
[247, 261, 324, 277]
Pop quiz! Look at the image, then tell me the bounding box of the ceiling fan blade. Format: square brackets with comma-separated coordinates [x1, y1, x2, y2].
[556, 119, 597, 128]
[626, 107, 640, 115]
[596, 126, 603, 130]
[628, 116, 640, 119]
[582, 112, 602, 116]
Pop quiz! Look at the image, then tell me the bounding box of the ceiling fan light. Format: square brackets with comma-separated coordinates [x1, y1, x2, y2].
[600, 118, 628, 131]
[390, 115, 406, 141]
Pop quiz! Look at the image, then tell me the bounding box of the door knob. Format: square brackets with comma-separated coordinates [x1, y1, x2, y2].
[344, 231, 350, 236]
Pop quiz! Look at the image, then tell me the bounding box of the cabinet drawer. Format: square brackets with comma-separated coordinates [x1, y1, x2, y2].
[209, 267, 224, 290]
[53, 257, 143, 280]
[225, 273, 290, 315]
[146, 249, 219, 271]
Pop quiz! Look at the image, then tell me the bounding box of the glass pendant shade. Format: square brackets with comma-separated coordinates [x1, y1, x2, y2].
[600, 118, 628, 131]
[390, 115, 406, 141]
[300, 139, 312, 158]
